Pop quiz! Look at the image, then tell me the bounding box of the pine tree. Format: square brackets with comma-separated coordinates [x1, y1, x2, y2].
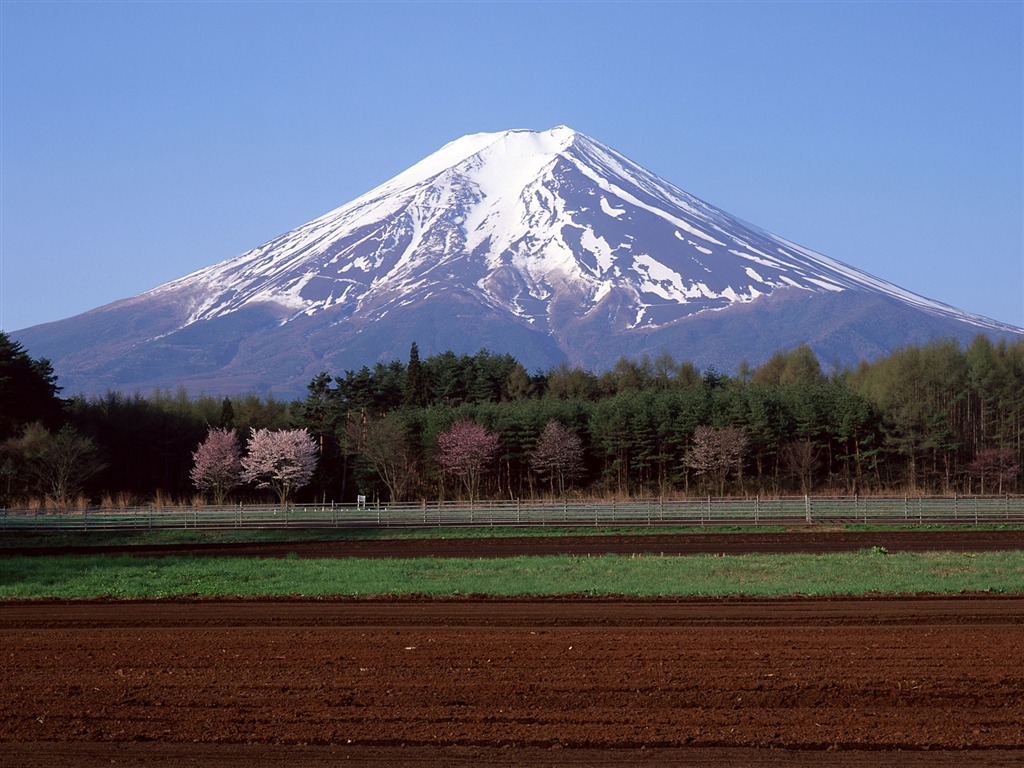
[403, 342, 427, 408]
[0, 332, 63, 440]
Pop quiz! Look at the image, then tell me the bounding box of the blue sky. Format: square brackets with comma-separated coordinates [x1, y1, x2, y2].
[2, 0, 1022, 333]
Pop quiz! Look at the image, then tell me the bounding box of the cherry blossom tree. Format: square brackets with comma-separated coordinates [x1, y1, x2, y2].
[530, 420, 584, 496]
[436, 420, 500, 501]
[241, 428, 318, 505]
[686, 425, 748, 495]
[190, 427, 243, 504]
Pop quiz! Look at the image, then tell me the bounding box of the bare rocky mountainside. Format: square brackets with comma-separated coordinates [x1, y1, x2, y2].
[14, 126, 1022, 396]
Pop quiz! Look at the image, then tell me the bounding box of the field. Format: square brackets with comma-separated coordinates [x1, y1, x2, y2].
[2, 528, 1024, 766]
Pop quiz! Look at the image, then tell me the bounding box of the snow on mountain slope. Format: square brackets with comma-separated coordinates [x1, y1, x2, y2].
[144, 126, 1013, 339]
[13, 126, 1022, 397]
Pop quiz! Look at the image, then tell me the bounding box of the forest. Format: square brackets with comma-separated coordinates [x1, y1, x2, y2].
[2, 331, 1022, 507]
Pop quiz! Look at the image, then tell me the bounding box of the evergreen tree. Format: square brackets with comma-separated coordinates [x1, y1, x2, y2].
[218, 397, 236, 429]
[0, 332, 63, 440]
[402, 342, 427, 408]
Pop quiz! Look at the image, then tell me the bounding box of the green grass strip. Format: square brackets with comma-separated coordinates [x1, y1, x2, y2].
[2, 550, 1022, 599]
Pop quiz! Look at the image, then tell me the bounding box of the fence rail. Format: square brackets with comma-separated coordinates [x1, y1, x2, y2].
[2, 496, 1024, 533]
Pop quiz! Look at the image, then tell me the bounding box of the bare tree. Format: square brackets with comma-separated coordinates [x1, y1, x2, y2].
[436, 420, 500, 502]
[190, 427, 243, 504]
[241, 428, 318, 505]
[968, 447, 1019, 495]
[686, 425, 748, 495]
[780, 439, 822, 495]
[530, 420, 584, 496]
[3, 423, 106, 505]
[360, 418, 417, 502]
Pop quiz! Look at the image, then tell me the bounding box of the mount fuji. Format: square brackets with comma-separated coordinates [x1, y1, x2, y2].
[13, 126, 1023, 397]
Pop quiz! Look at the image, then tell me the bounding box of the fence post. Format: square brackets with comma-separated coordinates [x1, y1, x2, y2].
[804, 495, 811, 524]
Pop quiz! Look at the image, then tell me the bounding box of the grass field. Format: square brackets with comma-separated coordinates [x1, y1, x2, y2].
[3, 549, 1023, 599]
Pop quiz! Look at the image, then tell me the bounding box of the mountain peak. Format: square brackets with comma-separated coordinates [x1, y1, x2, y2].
[378, 126, 581, 195]
[13, 127, 1022, 397]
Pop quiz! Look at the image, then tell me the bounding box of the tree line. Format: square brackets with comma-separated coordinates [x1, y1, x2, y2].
[1, 331, 1021, 506]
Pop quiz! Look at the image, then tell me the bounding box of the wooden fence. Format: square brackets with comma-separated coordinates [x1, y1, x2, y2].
[2, 496, 1023, 532]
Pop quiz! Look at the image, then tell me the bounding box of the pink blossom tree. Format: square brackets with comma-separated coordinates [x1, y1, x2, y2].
[686, 425, 748, 495]
[241, 428, 318, 505]
[530, 420, 584, 496]
[436, 420, 500, 502]
[190, 427, 243, 504]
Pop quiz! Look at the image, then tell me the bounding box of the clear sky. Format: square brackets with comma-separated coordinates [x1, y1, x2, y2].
[2, 0, 1022, 333]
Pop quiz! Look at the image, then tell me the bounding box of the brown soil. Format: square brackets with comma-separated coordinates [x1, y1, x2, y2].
[10, 528, 1024, 559]
[2, 597, 1023, 767]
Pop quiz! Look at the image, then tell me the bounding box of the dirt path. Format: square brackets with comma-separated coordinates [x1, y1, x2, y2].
[2, 598, 1023, 766]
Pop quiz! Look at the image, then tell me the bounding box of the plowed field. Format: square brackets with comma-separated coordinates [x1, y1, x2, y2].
[12, 527, 1024, 559]
[4, 530, 1024, 765]
[3, 597, 1023, 767]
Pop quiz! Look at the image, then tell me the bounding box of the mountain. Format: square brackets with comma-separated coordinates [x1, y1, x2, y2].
[13, 126, 1023, 398]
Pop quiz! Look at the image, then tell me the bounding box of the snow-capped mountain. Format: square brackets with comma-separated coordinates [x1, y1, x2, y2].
[14, 126, 1023, 397]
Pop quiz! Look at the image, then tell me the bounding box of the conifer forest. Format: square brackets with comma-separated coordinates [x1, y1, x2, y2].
[2, 331, 1022, 506]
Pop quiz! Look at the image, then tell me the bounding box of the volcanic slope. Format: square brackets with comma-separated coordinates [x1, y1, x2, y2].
[15, 126, 1022, 396]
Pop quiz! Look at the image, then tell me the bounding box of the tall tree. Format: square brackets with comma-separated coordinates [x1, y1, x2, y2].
[402, 342, 427, 408]
[0, 332, 63, 440]
[218, 397, 236, 429]
[751, 344, 823, 387]
[505, 362, 536, 401]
